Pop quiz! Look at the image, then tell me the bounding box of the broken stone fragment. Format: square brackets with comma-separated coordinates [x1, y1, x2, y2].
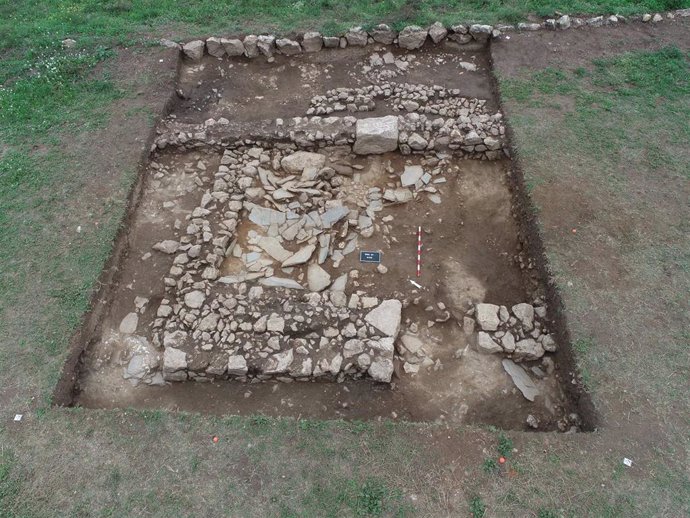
[282, 244, 316, 267]
[364, 299, 402, 337]
[401, 165, 424, 187]
[260, 277, 304, 290]
[353, 116, 399, 155]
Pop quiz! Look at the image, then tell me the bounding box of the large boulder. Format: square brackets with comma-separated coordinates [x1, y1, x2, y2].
[276, 38, 301, 55]
[243, 35, 260, 58]
[370, 24, 396, 44]
[368, 358, 394, 382]
[512, 303, 535, 330]
[205, 37, 225, 58]
[398, 25, 427, 49]
[469, 24, 493, 42]
[281, 151, 326, 173]
[353, 116, 399, 154]
[163, 347, 187, 372]
[301, 31, 323, 52]
[475, 303, 500, 331]
[222, 38, 245, 56]
[182, 40, 205, 60]
[345, 26, 368, 46]
[428, 22, 448, 43]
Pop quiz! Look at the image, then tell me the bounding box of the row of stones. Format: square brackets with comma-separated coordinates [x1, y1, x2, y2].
[170, 9, 690, 60]
[154, 112, 507, 160]
[161, 287, 401, 384]
[469, 302, 556, 362]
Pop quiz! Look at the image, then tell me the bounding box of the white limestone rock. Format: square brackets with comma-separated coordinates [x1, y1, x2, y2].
[365, 299, 402, 337]
[353, 116, 399, 154]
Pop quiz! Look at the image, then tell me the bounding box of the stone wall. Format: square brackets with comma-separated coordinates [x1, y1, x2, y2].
[163, 9, 690, 60]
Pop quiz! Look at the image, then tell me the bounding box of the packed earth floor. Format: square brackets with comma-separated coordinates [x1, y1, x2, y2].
[76, 40, 582, 431]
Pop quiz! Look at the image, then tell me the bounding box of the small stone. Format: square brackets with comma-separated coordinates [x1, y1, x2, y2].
[477, 332, 502, 354]
[401, 165, 424, 187]
[153, 240, 179, 254]
[526, 414, 539, 429]
[184, 290, 206, 309]
[267, 316, 285, 333]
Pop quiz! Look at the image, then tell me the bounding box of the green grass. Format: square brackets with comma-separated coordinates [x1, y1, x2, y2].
[0, 2, 689, 517]
[1, 0, 689, 54]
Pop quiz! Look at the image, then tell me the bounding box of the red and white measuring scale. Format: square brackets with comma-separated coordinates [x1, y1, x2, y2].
[416, 226, 422, 277]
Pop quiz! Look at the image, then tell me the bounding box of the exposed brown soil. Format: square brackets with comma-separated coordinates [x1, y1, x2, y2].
[60, 38, 587, 431]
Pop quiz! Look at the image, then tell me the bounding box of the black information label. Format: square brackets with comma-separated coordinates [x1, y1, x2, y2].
[359, 251, 382, 263]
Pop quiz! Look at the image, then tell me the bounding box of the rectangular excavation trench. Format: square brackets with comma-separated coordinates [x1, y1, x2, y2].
[62, 39, 591, 431]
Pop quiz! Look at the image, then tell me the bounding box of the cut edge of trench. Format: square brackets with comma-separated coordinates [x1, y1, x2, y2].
[52, 42, 599, 432]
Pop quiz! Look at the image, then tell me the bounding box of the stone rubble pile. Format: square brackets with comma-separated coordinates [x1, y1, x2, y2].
[144, 146, 459, 383]
[469, 301, 556, 361]
[170, 10, 690, 61]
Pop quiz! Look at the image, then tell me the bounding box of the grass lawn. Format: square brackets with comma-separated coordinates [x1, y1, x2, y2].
[1, 1, 689, 517]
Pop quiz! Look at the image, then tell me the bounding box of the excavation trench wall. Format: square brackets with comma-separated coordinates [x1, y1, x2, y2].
[47, 15, 660, 430]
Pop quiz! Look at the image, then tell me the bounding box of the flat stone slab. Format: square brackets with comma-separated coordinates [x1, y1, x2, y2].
[353, 116, 399, 155]
[364, 299, 402, 337]
[502, 359, 540, 401]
